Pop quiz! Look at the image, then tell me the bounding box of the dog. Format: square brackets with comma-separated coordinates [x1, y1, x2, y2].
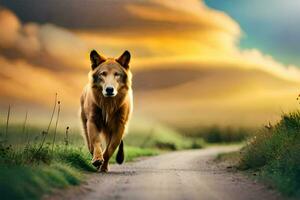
[80, 50, 133, 172]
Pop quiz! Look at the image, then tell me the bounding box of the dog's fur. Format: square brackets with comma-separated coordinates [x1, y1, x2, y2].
[80, 50, 133, 172]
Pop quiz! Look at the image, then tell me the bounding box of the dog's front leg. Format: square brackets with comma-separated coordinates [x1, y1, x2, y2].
[100, 125, 125, 172]
[87, 120, 104, 168]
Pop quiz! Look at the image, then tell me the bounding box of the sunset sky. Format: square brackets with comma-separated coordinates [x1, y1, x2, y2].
[0, 0, 299, 127]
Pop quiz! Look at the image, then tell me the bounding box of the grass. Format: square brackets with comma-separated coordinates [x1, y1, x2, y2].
[125, 119, 205, 150]
[0, 141, 158, 200]
[179, 125, 252, 143]
[0, 104, 190, 200]
[0, 118, 195, 200]
[0, 98, 162, 200]
[0, 144, 158, 200]
[0, 163, 82, 200]
[238, 111, 300, 197]
[0, 142, 89, 200]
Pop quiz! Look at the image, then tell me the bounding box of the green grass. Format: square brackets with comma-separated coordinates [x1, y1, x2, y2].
[239, 111, 300, 197]
[125, 119, 205, 150]
[179, 125, 252, 143]
[0, 163, 82, 200]
[0, 142, 158, 200]
[0, 119, 161, 200]
[0, 142, 89, 200]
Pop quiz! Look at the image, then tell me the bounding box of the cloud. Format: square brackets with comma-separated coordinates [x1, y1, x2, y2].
[0, 7, 21, 48]
[237, 49, 300, 82]
[0, 7, 88, 70]
[126, 0, 300, 83]
[70, 0, 300, 84]
[0, 56, 86, 108]
[0, 7, 91, 122]
[127, 0, 240, 36]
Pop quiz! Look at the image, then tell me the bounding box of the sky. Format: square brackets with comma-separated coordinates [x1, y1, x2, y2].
[0, 0, 299, 128]
[205, 0, 300, 66]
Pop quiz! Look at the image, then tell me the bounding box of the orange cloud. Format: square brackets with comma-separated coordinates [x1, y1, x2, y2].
[0, 7, 21, 48]
[0, 56, 86, 108]
[0, 8, 88, 70]
[76, 0, 300, 84]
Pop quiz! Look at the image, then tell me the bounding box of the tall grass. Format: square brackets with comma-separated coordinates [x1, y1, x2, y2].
[4, 104, 11, 142]
[239, 111, 300, 197]
[51, 101, 61, 152]
[22, 110, 28, 135]
[37, 93, 58, 153]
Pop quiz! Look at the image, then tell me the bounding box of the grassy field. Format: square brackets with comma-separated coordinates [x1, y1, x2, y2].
[0, 106, 165, 200]
[216, 111, 300, 197]
[0, 141, 158, 200]
[0, 115, 203, 199]
[0, 124, 159, 200]
[0, 143, 90, 200]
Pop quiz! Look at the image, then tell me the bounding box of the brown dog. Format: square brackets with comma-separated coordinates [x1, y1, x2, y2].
[80, 50, 133, 172]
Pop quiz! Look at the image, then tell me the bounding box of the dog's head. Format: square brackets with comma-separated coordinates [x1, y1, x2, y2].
[89, 50, 131, 97]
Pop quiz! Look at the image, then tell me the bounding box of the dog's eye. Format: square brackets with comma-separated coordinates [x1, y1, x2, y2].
[92, 74, 99, 82]
[100, 71, 107, 77]
[114, 72, 121, 77]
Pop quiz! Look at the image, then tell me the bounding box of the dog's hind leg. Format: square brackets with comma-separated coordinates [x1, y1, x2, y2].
[116, 140, 124, 164]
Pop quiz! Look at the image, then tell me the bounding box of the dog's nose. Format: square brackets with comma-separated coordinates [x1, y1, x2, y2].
[106, 87, 114, 95]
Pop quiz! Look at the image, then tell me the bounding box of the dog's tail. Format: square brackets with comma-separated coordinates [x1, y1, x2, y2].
[116, 140, 124, 164]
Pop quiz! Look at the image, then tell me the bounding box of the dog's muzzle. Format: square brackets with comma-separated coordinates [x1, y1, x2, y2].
[103, 87, 117, 97]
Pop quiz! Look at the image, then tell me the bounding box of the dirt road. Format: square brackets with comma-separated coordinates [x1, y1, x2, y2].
[46, 145, 284, 200]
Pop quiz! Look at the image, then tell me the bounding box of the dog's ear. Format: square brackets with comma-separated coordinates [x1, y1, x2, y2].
[90, 50, 106, 70]
[116, 50, 131, 69]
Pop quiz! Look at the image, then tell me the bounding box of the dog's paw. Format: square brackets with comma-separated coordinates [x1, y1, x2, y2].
[92, 159, 103, 168]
